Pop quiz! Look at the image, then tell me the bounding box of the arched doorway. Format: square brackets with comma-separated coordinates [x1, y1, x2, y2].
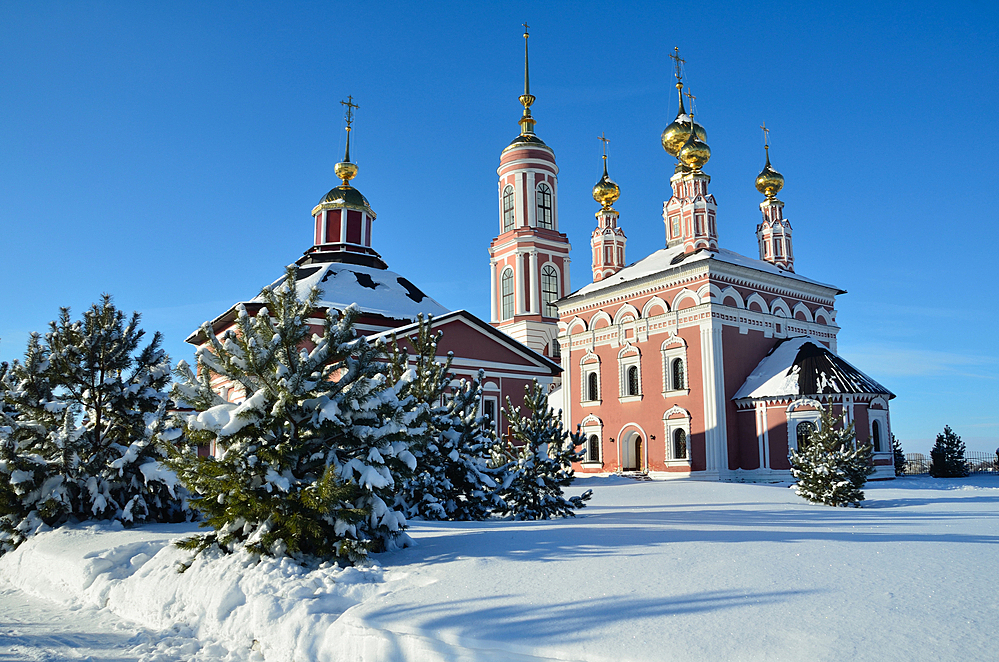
[621, 430, 644, 471]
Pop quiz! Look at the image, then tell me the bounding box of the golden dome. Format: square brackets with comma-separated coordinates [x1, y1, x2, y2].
[755, 148, 784, 198]
[662, 114, 707, 157]
[592, 159, 620, 211]
[334, 160, 358, 185]
[678, 128, 711, 170]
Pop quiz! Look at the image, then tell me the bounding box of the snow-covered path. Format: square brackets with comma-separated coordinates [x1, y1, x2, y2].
[1, 475, 997, 661]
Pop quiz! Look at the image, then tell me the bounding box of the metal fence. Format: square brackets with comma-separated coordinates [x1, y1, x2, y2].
[902, 452, 999, 476]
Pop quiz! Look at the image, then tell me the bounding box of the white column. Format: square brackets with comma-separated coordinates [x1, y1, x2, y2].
[699, 323, 729, 477]
[529, 251, 540, 314]
[489, 259, 498, 322]
[515, 251, 525, 315]
[563, 256, 571, 294]
[515, 173, 524, 229]
[756, 402, 769, 469]
[552, 176, 559, 231]
[527, 171, 537, 229]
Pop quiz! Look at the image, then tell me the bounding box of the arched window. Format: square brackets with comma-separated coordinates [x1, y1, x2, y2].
[797, 421, 816, 451]
[671, 358, 685, 390]
[541, 265, 559, 318]
[627, 365, 639, 396]
[587, 434, 600, 462]
[502, 185, 516, 232]
[550, 338, 561, 361]
[774, 238, 783, 257]
[587, 372, 598, 402]
[872, 420, 882, 452]
[501, 269, 514, 319]
[536, 183, 553, 229]
[673, 428, 687, 460]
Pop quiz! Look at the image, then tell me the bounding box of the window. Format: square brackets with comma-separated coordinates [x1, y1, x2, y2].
[541, 265, 559, 318]
[673, 428, 687, 460]
[501, 269, 514, 319]
[536, 183, 553, 229]
[483, 398, 496, 426]
[502, 185, 516, 231]
[797, 421, 816, 450]
[587, 434, 600, 462]
[670, 216, 680, 238]
[671, 358, 685, 390]
[871, 420, 882, 452]
[774, 238, 783, 257]
[587, 372, 599, 401]
[627, 366, 639, 396]
[550, 338, 561, 361]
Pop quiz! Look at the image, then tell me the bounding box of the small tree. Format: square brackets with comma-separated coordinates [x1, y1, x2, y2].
[391, 318, 505, 521]
[789, 406, 873, 507]
[167, 268, 416, 564]
[892, 435, 906, 477]
[495, 381, 592, 520]
[929, 425, 969, 478]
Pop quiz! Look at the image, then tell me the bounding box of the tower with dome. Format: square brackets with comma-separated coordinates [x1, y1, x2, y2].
[553, 48, 895, 480]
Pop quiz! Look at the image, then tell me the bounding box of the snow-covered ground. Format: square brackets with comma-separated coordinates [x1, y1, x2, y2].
[1, 475, 997, 661]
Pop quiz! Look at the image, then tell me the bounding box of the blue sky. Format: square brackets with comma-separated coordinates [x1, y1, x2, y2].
[1, 1, 996, 453]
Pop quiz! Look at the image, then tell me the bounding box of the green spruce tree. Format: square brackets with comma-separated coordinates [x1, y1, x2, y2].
[929, 425, 969, 478]
[891, 434, 906, 477]
[789, 406, 874, 507]
[168, 267, 416, 564]
[495, 381, 592, 520]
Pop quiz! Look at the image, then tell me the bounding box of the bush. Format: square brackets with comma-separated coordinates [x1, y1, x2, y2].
[789, 406, 873, 507]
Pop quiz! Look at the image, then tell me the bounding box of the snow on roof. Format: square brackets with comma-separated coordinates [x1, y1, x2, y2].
[258, 262, 449, 322]
[567, 245, 842, 301]
[734, 336, 894, 400]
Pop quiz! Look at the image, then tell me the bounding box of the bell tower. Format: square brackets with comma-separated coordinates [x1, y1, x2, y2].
[488, 26, 571, 359]
[591, 134, 626, 282]
[755, 123, 794, 271]
[661, 49, 718, 254]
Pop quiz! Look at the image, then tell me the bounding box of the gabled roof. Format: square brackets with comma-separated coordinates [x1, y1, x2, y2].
[367, 309, 562, 376]
[563, 245, 845, 304]
[734, 336, 894, 400]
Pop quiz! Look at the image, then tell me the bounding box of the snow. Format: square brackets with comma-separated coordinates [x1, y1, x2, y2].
[569, 245, 840, 300]
[733, 335, 811, 399]
[2, 476, 998, 661]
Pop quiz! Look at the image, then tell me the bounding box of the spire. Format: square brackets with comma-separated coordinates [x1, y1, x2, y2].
[593, 133, 620, 211]
[518, 24, 537, 136]
[755, 122, 784, 199]
[661, 47, 706, 159]
[591, 133, 626, 282]
[335, 96, 359, 185]
[755, 123, 792, 271]
[670, 46, 686, 116]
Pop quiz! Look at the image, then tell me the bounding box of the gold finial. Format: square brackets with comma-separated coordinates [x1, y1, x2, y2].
[685, 89, 696, 120]
[755, 122, 784, 198]
[669, 47, 686, 115]
[517, 24, 537, 135]
[335, 96, 360, 185]
[593, 132, 620, 211]
[678, 88, 711, 170]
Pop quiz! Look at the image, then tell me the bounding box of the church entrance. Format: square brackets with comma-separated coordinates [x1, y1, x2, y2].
[621, 431, 644, 471]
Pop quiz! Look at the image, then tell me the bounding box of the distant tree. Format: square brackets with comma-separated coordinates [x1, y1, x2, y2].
[167, 268, 416, 564]
[495, 381, 592, 520]
[0, 298, 186, 554]
[790, 406, 874, 507]
[892, 435, 906, 477]
[929, 425, 969, 478]
[391, 317, 505, 521]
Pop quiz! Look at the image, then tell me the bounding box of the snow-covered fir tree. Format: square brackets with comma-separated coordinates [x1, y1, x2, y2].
[0, 298, 186, 553]
[168, 267, 417, 564]
[892, 435, 906, 477]
[929, 425, 968, 478]
[789, 406, 873, 507]
[391, 317, 505, 521]
[495, 381, 591, 520]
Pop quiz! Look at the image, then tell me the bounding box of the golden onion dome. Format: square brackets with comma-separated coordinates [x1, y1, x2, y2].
[678, 128, 711, 170]
[592, 160, 620, 210]
[662, 114, 707, 157]
[316, 183, 375, 218]
[755, 149, 784, 198]
[334, 160, 358, 185]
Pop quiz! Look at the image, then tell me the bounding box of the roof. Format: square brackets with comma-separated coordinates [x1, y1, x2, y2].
[564, 245, 845, 303]
[733, 336, 894, 400]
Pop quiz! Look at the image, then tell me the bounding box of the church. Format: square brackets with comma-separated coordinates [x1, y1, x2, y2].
[190, 34, 894, 481]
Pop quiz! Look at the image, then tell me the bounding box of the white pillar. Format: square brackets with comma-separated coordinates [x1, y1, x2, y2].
[699, 323, 729, 477]
[489, 259, 498, 322]
[527, 171, 537, 229]
[563, 256, 571, 294]
[552, 176, 559, 231]
[515, 174, 524, 229]
[515, 251, 525, 315]
[529, 251, 540, 314]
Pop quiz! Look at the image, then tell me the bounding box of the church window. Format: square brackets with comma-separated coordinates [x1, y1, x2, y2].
[550, 338, 561, 360]
[709, 215, 716, 235]
[502, 185, 516, 231]
[871, 420, 882, 452]
[541, 265, 559, 318]
[673, 428, 687, 460]
[671, 358, 685, 390]
[627, 366, 639, 396]
[774, 238, 783, 257]
[796, 421, 816, 450]
[587, 435, 600, 462]
[501, 269, 514, 319]
[536, 183, 553, 229]
[671, 216, 680, 238]
[587, 372, 599, 401]
[694, 214, 703, 235]
[662, 339, 688, 396]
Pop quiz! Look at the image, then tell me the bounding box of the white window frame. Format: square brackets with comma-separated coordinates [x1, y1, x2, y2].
[618, 344, 642, 403]
[580, 415, 603, 467]
[661, 336, 690, 397]
[868, 398, 890, 455]
[500, 268, 515, 320]
[536, 182, 553, 230]
[541, 263, 559, 318]
[580, 352, 601, 405]
[662, 405, 691, 466]
[502, 184, 516, 232]
[787, 398, 823, 452]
